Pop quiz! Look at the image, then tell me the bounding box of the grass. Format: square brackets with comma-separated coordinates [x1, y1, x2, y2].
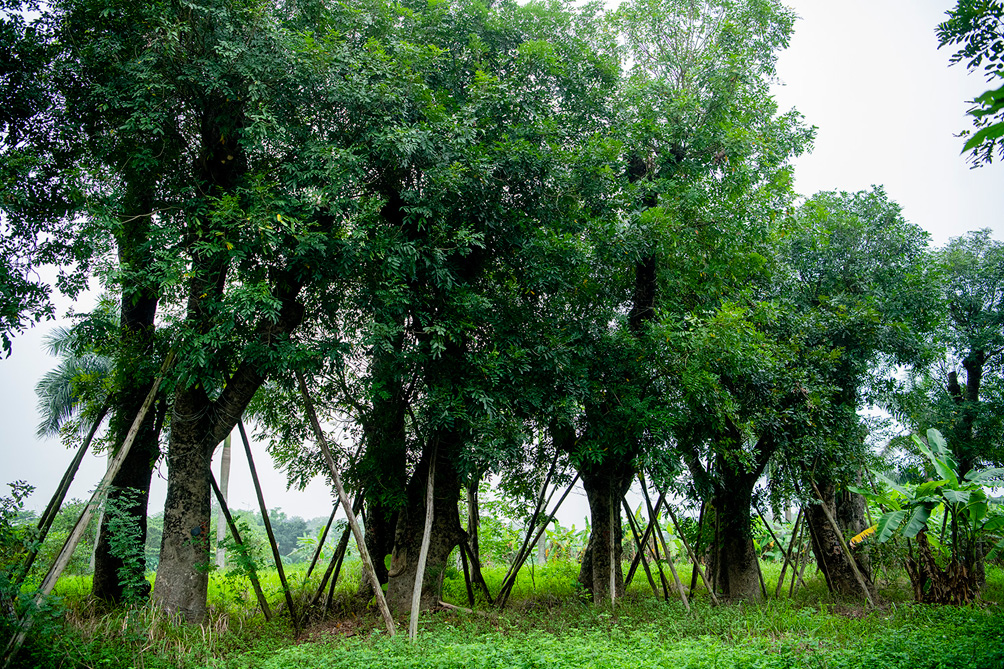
[15, 559, 1004, 669]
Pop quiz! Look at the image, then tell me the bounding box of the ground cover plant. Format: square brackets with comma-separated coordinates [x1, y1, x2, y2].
[11, 560, 1004, 668]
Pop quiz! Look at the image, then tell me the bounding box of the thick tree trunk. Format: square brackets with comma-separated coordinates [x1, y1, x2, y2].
[385, 437, 464, 613]
[92, 180, 161, 603]
[806, 481, 876, 600]
[151, 387, 215, 622]
[711, 481, 762, 601]
[577, 458, 633, 602]
[357, 338, 408, 599]
[152, 281, 304, 622]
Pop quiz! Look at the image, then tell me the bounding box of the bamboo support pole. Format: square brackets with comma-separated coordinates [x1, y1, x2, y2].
[210, 472, 272, 620]
[309, 492, 362, 609]
[626, 492, 670, 600]
[638, 477, 689, 612]
[459, 539, 494, 604]
[237, 419, 298, 634]
[809, 480, 875, 609]
[12, 406, 109, 590]
[409, 444, 437, 641]
[499, 451, 559, 592]
[3, 350, 174, 669]
[688, 501, 706, 598]
[459, 534, 476, 608]
[608, 493, 616, 607]
[663, 503, 719, 606]
[496, 474, 579, 608]
[790, 519, 811, 597]
[296, 371, 396, 635]
[305, 507, 337, 583]
[622, 498, 660, 598]
[774, 508, 803, 598]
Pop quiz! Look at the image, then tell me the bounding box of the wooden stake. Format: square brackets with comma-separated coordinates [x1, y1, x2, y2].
[774, 508, 802, 598]
[237, 419, 298, 634]
[496, 474, 579, 608]
[625, 492, 670, 599]
[809, 480, 875, 609]
[663, 502, 719, 606]
[608, 490, 616, 608]
[499, 450, 559, 592]
[210, 472, 271, 620]
[3, 350, 174, 669]
[638, 476, 689, 612]
[12, 406, 108, 590]
[409, 442, 437, 641]
[688, 501, 706, 598]
[459, 533, 476, 608]
[296, 371, 396, 635]
[622, 498, 660, 598]
[305, 507, 338, 583]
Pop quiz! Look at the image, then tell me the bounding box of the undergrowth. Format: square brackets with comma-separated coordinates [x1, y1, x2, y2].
[6, 561, 1004, 668]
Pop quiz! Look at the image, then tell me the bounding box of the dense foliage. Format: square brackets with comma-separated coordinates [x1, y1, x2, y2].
[2, 2, 1003, 664]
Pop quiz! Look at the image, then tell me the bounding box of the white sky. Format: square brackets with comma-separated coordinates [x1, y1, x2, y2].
[1, 0, 1000, 528]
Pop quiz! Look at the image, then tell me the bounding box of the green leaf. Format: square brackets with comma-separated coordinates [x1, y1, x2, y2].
[902, 505, 933, 539]
[986, 535, 1004, 562]
[876, 472, 909, 498]
[942, 489, 970, 505]
[915, 480, 948, 499]
[965, 467, 1004, 484]
[966, 501, 989, 524]
[914, 431, 958, 488]
[963, 122, 1004, 152]
[981, 515, 1004, 532]
[876, 510, 906, 542]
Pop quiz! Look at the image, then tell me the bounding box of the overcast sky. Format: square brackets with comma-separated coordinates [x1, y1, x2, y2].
[1, 0, 1000, 528]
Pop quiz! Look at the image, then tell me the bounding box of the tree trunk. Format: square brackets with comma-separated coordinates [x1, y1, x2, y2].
[152, 280, 304, 622]
[577, 458, 633, 602]
[710, 481, 762, 601]
[152, 387, 215, 622]
[357, 337, 408, 599]
[385, 436, 464, 613]
[92, 179, 161, 603]
[806, 481, 876, 600]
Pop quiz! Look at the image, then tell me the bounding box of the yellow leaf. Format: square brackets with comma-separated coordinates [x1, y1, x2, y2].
[849, 524, 876, 547]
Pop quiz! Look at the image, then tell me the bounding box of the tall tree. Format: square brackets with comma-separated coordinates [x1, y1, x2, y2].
[559, 0, 810, 601]
[781, 187, 936, 598]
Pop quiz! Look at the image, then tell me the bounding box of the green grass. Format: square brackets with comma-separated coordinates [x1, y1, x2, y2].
[18, 560, 1004, 669]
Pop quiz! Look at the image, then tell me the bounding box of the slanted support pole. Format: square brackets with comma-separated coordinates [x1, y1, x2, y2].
[237, 419, 298, 634]
[210, 472, 271, 620]
[296, 370, 396, 635]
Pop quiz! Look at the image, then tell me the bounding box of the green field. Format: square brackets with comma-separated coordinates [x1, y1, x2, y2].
[12, 560, 1003, 669]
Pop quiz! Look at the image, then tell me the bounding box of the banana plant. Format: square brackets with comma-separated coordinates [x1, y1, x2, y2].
[853, 429, 1004, 603]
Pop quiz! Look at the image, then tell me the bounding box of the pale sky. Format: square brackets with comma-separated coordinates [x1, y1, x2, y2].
[1, 0, 1000, 527]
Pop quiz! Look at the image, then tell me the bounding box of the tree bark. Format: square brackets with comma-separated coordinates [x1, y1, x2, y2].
[385, 435, 464, 614]
[805, 481, 876, 600]
[710, 483, 762, 601]
[577, 457, 633, 601]
[92, 179, 161, 603]
[152, 280, 304, 622]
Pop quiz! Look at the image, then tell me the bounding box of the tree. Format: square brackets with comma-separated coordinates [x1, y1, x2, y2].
[781, 187, 936, 599]
[555, 0, 810, 602]
[897, 229, 1004, 478]
[937, 1, 1004, 166]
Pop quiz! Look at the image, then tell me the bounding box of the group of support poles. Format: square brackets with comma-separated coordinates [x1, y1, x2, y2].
[2, 351, 175, 669]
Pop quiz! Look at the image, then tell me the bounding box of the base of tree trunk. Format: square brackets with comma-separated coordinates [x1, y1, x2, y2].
[152, 400, 214, 623]
[385, 442, 463, 614]
[806, 483, 876, 601]
[710, 487, 762, 602]
[578, 458, 633, 602]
